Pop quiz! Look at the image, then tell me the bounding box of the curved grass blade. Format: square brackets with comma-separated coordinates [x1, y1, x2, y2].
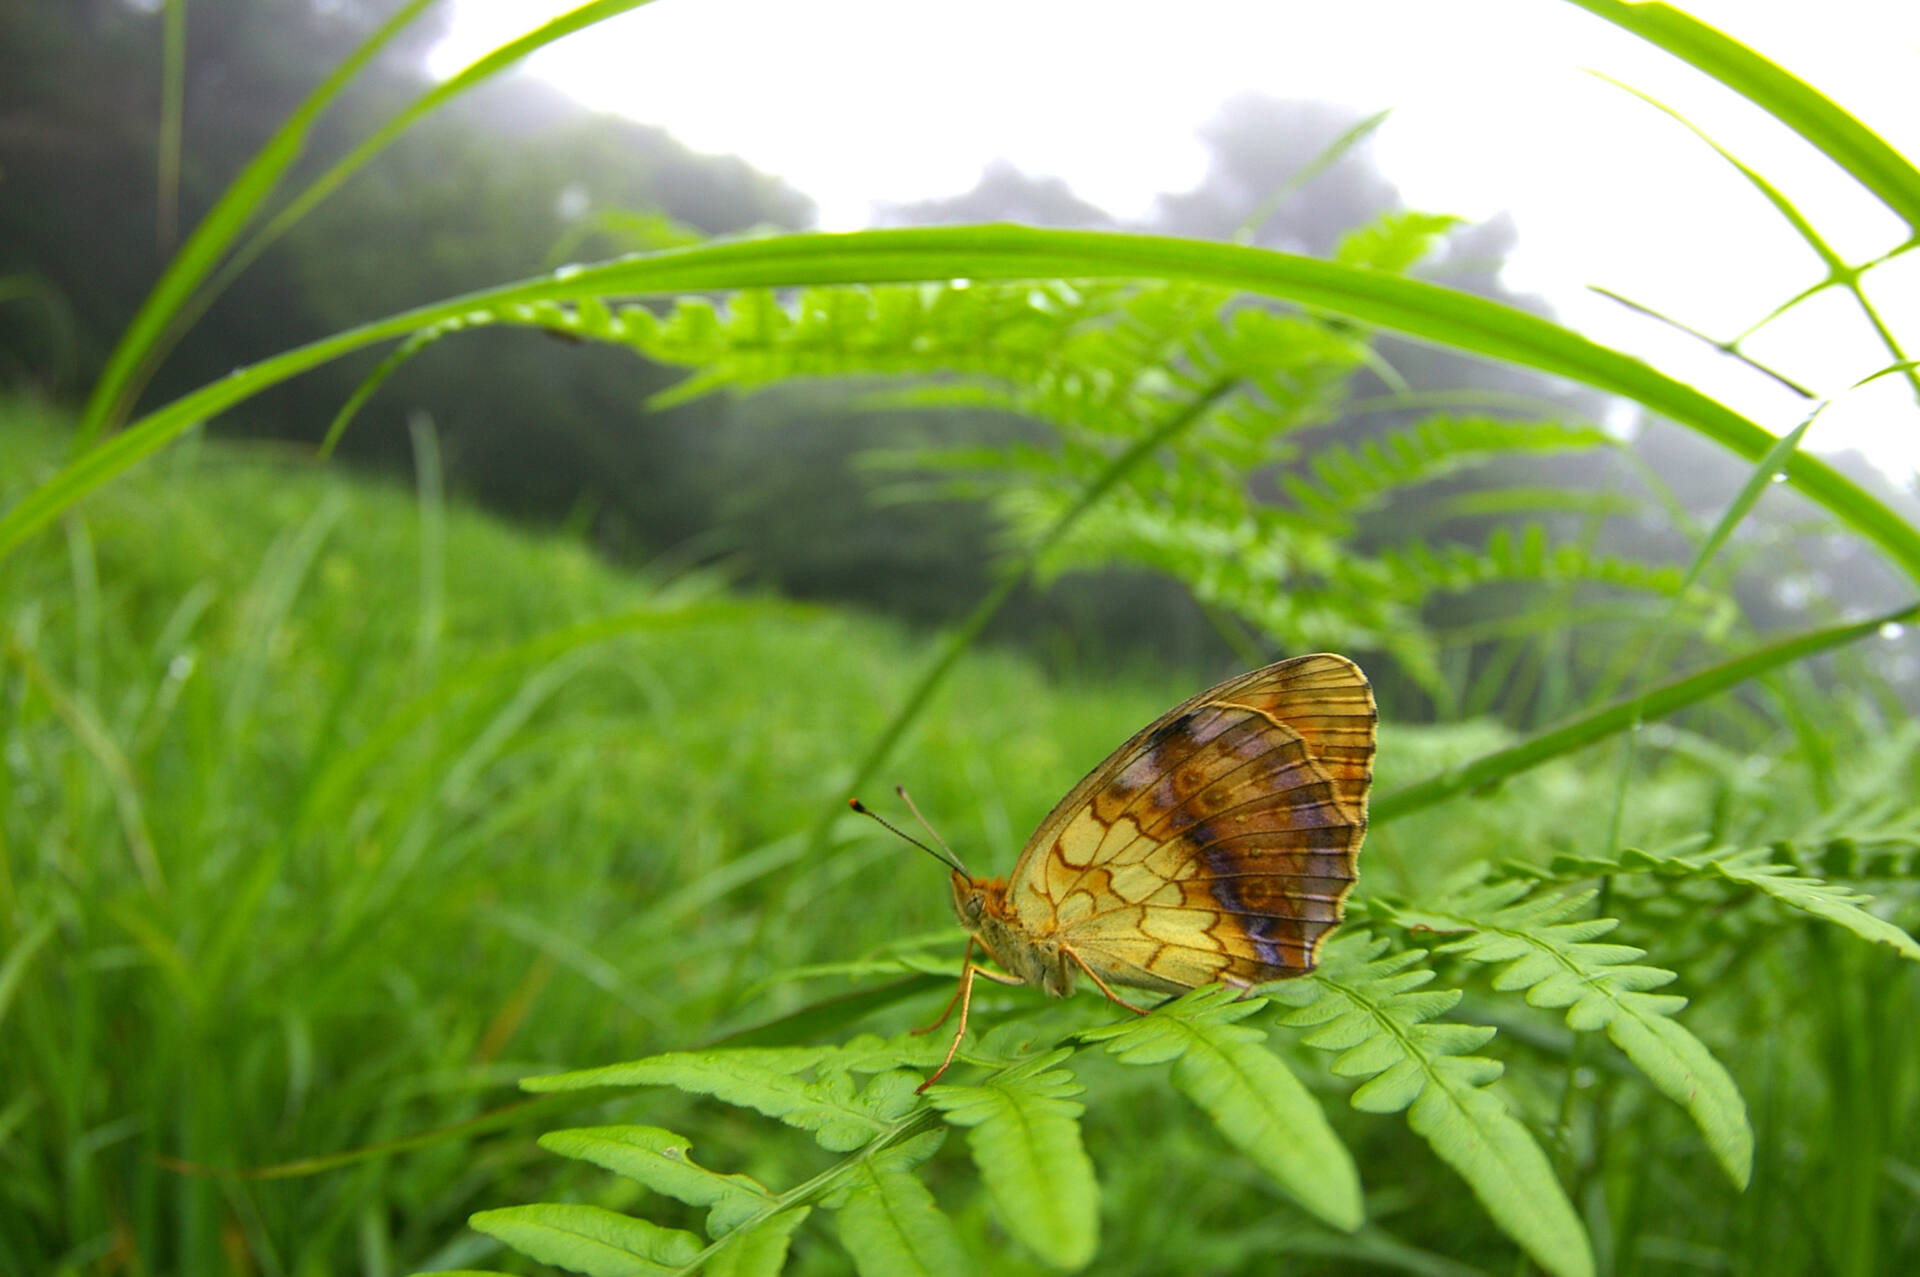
[15, 227, 1919, 588]
[80, 1, 657, 441]
[1373, 600, 1920, 826]
[75, 0, 439, 440]
[1565, 0, 1920, 228]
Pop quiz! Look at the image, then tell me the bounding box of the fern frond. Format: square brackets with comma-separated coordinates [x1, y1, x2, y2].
[538, 1126, 773, 1236]
[925, 1049, 1098, 1270]
[1082, 985, 1363, 1232]
[1378, 523, 1727, 618]
[1787, 830, 1920, 880]
[616, 280, 1150, 412]
[468, 1202, 701, 1277]
[704, 1208, 812, 1277]
[1517, 845, 1920, 962]
[829, 1129, 968, 1277]
[1335, 210, 1466, 271]
[523, 1045, 925, 1151]
[1278, 414, 1614, 522]
[1270, 935, 1593, 1277]
[1428, 485, 1646, 522]
[1388, 877, 1753, 1187]
[1660, 847, 1919, 960]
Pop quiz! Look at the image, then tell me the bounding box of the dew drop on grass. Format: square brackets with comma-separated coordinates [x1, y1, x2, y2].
[1881, 621, 1908, 640]
[553, 263, 585, 280]
[1770, 471, 1789, 483]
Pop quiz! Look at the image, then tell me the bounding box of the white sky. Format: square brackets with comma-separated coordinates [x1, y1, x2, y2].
[428, 0, 1920, 484]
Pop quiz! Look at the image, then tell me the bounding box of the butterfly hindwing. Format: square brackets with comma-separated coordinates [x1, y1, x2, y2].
[1007, 654, 1375, 991]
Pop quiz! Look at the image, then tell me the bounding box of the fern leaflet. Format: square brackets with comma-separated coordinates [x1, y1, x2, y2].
[1278, 414, 1615, 523]
[829, 1129, 968, 1277]
[925, 1049, 1098, 1269]
[1082, 985, 1362, 1231]
[523, 1044, 926, 1151]
[1518, 845, 1920, 962]
[1387, 875, 1753, 1187]
[467, 1202, 701, 1277]
[537, 1126, 774, 1236]
[1271, 934, 1593, 1277]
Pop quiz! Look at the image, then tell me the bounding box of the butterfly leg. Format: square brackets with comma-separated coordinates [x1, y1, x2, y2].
[911, 937, 979, 1036]
[914, 942, 1023, 1093]
[1063, 947, 1152, 1016]
[916, 963, 1009, 1093]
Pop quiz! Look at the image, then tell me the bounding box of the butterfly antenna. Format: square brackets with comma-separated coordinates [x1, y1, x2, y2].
[895, 785, 967, 872]
[848, 797, 968, 875]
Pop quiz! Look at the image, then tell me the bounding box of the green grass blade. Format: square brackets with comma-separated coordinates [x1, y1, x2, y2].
[288, 601, 758, 841]
[1679, 407, 1820, 592]
[1373, 600, 1920, 825]
[75, 0, 439, 440]
[0, 919, 56, 1034]
[20, 227, 1919, 587]
[1566, 0, 1920, 228]
[197, 1, 661, 371]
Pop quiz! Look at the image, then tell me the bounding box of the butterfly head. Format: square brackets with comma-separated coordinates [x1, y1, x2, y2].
[948, 871, 1005, 930]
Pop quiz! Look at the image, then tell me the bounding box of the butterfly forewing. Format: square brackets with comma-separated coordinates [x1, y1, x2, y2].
[1007, 654, 1375, 992]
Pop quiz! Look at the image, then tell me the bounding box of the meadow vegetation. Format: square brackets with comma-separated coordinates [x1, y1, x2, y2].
[3, 2, 1919, 1275]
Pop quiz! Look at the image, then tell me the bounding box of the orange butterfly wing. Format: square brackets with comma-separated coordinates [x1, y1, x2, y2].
[1005, 653, 1375, 992]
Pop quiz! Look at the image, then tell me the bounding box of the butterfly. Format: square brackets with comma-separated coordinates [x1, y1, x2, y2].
[857, 653, 1375, 1090]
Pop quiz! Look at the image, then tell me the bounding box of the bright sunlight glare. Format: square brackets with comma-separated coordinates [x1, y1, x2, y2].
[429, 0, 1920, 486]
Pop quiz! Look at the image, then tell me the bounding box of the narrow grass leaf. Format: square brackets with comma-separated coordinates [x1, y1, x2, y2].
[926, 1053, 1098, 1269]
[1565, 0, 1920, 227]
[75, 0, 441, 440]
[1679, 408, 1819, 592]
[1374, 601, 1920, 825]
[469, 1203, 701, 1277]
[18, 227, 1920, 592]
[0, 918, 55, 1032]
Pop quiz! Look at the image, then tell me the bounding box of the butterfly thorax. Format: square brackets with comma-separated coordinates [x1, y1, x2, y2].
[949, 871, 1076, 998]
